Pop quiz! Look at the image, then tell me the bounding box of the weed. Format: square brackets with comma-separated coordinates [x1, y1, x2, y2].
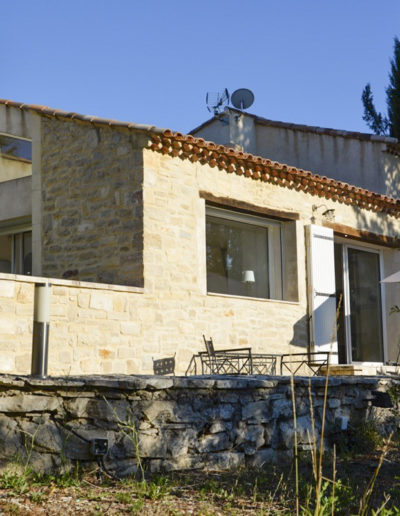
[33, 462, 82, 488]
[2, 502, 21, 514]
[129, 498, 145, 513]
[0, 470, 29, 494]
[114, 491, 132, 504]
[29, 491, 47, 503]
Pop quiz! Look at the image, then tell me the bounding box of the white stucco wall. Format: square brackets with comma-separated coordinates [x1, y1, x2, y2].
[192, 109, 400, 197]
[0, 105, 35, 220]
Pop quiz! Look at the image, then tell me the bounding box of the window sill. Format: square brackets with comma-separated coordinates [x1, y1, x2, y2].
[0, 272, 144, 294]
[0, 154, 32, 164]
[207, 291, 299, 305]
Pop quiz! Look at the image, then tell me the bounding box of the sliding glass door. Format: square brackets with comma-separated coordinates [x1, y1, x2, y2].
[335, 244, 384, 363]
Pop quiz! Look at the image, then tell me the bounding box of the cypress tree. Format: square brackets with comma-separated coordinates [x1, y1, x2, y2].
[362, 37, 400, 138]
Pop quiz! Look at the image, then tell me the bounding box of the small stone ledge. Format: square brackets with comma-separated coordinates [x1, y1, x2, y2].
[0, 374, 389, 393]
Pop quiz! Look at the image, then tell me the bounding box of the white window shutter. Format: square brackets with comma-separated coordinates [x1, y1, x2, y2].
[306, 225, 338, 363]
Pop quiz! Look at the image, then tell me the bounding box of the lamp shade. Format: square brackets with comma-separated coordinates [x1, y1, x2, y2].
[242, 270, 255, 283]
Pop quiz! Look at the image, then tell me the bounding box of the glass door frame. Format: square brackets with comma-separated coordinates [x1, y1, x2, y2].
[337, 238, 387, 365]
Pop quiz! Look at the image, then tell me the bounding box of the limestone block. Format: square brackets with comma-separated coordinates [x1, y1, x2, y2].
[89, 292, 113, 312]
[0, 415, 20, 458]
[328, 398, 341, 409]
[205, 451, 244, 471]
[52, 287, 67, 296]
[112, 295, 128, 313]
[18, 420, 63, 454]
[234, 422, 265, 454]
[0, 319, 15, 335]
[117, 347, 134, 359]
[98, 349, 116, 360]
[0, 356, 15, 372]
[65, 398, 129, 423]
[138, 433, 167, 458]
[15, 319, 29, 335]
[120, 321, 140, 336]
[279, 415, 313, 449]
[0, 281, 15, 298]
[17, 284, 32, 303]
[109, 360, 128, 375]
[15, 353, 31, 372]
[209, 421, 232, 434]
[242, 400, 271, 422]
[77, 293, 90, 308]
[0, 395, 61, 413]
[166, 428, 198, 457]
[272, 398, 293, 420]
[197, 432, 230, 453]
[15, 302, 33, 317]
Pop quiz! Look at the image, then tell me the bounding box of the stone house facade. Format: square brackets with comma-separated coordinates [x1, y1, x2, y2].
[0, 99, 400, 376]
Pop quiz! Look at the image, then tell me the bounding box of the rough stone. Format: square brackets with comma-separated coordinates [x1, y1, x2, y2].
[0, 395, 61, 413]
[242, 400, 270, 422]
[197, 432, 230, 453]
[0, 375, 394, 475]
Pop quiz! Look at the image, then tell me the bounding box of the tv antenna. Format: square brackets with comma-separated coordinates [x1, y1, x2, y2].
[206, 88, 229, 115]
[230, 88, 255, 110]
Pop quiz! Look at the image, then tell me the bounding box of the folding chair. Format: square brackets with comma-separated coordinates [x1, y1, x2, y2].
[280, 351, 331, 376]
[152, 353, 176, 375]
[199, 335, 253, 375]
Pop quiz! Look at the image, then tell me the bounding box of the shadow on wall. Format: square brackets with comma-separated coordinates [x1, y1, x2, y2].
[384, 151, 400, 199]
[289, 314, 309, 350]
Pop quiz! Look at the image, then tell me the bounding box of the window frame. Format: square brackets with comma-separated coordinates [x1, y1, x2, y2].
[0, 133, 32, 163]
[205, 206, 284, 300]
[0, 220, 32, 276]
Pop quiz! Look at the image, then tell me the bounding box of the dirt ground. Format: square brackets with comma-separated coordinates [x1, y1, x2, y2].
[0, 441, 399, 515]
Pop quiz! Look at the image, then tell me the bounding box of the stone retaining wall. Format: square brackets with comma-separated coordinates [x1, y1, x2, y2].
[0, 374, 398, 476]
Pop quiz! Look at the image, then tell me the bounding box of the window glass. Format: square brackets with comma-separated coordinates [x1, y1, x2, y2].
[0, 235, 12, 273]
[206, 209, 282, 299]
[0, 230, 32, 275]
[0, 135, 32, 161]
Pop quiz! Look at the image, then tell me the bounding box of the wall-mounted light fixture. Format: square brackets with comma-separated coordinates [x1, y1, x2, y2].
[311, 204, 335, 224]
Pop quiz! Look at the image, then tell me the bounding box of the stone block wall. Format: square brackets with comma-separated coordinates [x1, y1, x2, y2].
[142, 149, 400, 362]
[40, 118, 146, 287]
[0, 273, 308, 376]
[0, 374, 397, 475]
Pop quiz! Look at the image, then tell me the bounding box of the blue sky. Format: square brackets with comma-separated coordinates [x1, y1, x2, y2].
[1, 1, 400, 134]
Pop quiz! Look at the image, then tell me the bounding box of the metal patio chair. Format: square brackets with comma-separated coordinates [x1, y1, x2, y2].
[152, 353, 176, 375]
[280, 351, 332, 376]
[251, 353, 279, 375]
[199, 335, 253, 375]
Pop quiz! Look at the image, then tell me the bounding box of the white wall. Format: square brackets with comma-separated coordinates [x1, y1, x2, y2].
[192, 109, 400, 197]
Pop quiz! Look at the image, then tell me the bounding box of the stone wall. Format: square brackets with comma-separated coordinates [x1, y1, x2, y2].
[142, 149, 400, 363]
[0, 374, 397, 475]
[3, 116, 400, 374]
[40, 118, 146, 286]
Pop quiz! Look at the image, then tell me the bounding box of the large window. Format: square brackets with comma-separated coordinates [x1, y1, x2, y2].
[0, 231, 32, 275]
[206, 207, 283, 299]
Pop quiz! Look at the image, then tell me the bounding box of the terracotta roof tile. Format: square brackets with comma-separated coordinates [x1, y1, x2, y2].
[1, 98, 399, 217]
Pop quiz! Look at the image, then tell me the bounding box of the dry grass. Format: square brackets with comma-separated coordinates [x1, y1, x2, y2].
[0, 442, 399, 515]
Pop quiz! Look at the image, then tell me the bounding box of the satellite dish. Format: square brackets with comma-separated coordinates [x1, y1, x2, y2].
[206, 88, 229, 115]
[231, 88, 255, 110]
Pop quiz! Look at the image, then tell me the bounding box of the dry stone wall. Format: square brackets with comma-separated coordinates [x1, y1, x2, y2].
[0, 374, 397, 476]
